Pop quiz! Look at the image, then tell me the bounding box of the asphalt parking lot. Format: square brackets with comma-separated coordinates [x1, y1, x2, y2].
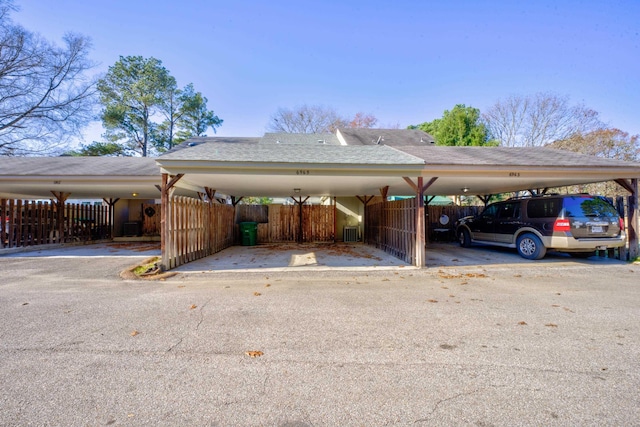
[1, 243, 639, 426]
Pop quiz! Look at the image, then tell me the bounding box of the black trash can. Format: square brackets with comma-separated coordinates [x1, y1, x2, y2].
[239, 222, 258, 246]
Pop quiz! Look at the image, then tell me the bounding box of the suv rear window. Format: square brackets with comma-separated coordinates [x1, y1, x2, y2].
[527, 199, 562, 218]
[562, 196, 619, 218]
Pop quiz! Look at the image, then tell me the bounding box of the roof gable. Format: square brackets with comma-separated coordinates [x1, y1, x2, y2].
[337, 128, 435, 146]
[260, 133, 340, 145]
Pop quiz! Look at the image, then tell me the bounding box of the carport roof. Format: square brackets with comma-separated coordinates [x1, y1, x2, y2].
[0, 157, 162, 200]
[156, 141, 640, 198]
[399, 145, 637, 167]
[1, 136, 639, 200]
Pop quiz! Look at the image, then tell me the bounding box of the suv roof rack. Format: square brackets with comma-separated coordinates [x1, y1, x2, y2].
[507, 193, 555, 201]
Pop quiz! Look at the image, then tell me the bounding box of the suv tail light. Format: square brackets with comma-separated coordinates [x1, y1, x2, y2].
[619, 217, 625, 232]
[553, 219, 571, 232]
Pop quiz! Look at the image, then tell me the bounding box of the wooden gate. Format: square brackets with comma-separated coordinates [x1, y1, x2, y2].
[365, 198, 416, 264]
[164, 196, 235, 269]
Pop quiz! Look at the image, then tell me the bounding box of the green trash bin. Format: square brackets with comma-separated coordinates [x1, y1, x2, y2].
[240, 222, 258, 246]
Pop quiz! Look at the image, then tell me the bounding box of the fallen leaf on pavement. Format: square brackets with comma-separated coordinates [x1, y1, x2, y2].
[130, 330, 139, 336]
[254, 292, 261, 296]
[189, 304, 197, 309]
[245, 350, 264, 358]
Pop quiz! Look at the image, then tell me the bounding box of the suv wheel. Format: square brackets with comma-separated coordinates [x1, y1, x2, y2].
[516, 233, 546, 260]
[458, 228, 471, 247]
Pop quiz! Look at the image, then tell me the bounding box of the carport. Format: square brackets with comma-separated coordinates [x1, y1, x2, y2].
[1, 135, 639, 269]
[155, 142, 640, 269]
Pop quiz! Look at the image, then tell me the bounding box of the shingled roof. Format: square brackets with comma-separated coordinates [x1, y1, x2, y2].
[337, 128, 435, 146]
[0, 156, 159, 176]
[166, 136, 260, 154]
[158, 142, 425, 165]
[1, 130, 639, 200]
[260, 133, 341, 145]
[398, 146, 638, 168]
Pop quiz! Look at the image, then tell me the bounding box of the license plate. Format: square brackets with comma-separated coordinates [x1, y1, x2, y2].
[591, 226, 603, 233]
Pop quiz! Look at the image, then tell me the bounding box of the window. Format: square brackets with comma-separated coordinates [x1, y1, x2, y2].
[563, 196, 618, 218]
[497, 202, 519, 219]
[527, 199, 561, 218]
[481, 204, 499, 219]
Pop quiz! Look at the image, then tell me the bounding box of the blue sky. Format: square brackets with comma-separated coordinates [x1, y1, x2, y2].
[15, 0, 640, 141]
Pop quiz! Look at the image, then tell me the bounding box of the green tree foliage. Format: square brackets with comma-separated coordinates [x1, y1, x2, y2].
[64, 141, 130, 157]
[152, 83, 222, 152]
[174, 84, 223, 144]
[98, 56, 172, 157]
[0, 0, 96, 156]
[98, 56, 222, 156]
[242, 197, 273, 205]
[409, 104, 496, 146]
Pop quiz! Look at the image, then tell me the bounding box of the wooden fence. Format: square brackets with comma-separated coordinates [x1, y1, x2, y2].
[164, 196, 235, 269]
[1, 199, 111, 249]
[426, 204, 482, 242]
[365, 198, 416, 264]
[235, 204, 335, 243]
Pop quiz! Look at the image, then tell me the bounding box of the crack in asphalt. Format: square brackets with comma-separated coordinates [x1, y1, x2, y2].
[167, 298, 214, 352]
[195, 298, 213, 331]
[414, 389, 482, 424]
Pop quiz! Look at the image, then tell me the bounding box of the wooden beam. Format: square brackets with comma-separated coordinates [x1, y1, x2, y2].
[403, 177, 418, 192]
[627, 179, 638, 260]
[379, 186, 389, 199]
[477, 194, 493, 206]
[404, 176, 438, 194]
[166, 174, 184, 191]
[204, 187, 216, 203]
[333, 196, 337, 243]
[422, 177, 438, 193]
[162, 173, 184, 268]
[291, 196, 309, 243]
[615, 179, 635, 194]
[102, 198, 120, 240]
[415, 177, 426, 268]
[230, 196, 243, 207]
[50, 191, 71, 204]
[356, 195, 375, 206]
[161, 173, 170, 271]
[51, 192, 71, 243]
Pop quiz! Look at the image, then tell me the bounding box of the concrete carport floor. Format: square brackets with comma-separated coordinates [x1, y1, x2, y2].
[171, 241, 630, 274]
[2, 240, 628, 276]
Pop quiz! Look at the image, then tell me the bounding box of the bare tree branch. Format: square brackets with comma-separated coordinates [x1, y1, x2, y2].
[0, 2, 97, 156]
[267, 104, 377, 134]
[483, 93, 603, 147]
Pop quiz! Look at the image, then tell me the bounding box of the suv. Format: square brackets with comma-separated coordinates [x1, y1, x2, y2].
[455, 194, 626, 260]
